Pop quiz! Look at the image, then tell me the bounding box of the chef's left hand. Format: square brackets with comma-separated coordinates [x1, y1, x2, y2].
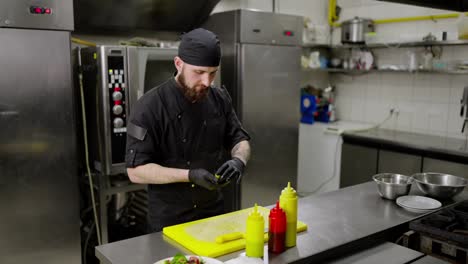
[216, 157, 245, 185]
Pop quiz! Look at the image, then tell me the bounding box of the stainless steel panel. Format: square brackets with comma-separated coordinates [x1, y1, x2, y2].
[270, 13, 303, 45]
[422, 157, 468, 179]
[378, 150, 422, 175]
[239, 10, 302, 45]
[240, 44, 301, 208]
[0, 28, 80, 263]
[238, 11, 273, 45]
[0, 0, 73, 30]
[126, 46, 178, 112]
[340, 143, 378, 188]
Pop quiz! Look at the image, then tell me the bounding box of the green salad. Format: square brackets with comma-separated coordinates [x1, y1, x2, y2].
[163, 253, 206, 264]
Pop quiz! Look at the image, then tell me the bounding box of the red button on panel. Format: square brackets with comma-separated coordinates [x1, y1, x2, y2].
[30, 6, 47, 14]
[114, 87, 121, 91]
[114, 100, 122, 105]
[45, 8, 52, 14]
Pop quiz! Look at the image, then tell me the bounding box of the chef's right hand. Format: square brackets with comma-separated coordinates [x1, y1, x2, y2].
[188, 169, 219, 190]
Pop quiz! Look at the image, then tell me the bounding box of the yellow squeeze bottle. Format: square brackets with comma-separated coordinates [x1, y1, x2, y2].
[279, 182, 298, 247]
[245, 203, 264, 258]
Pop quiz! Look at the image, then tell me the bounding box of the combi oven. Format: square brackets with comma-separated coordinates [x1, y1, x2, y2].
[78, 46, 178, 175]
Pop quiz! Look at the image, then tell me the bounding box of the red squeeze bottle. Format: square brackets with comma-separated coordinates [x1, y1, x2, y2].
[268, 201, 286, 253]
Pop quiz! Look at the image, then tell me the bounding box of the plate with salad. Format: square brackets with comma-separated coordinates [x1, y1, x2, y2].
[154, 253, 224, 264]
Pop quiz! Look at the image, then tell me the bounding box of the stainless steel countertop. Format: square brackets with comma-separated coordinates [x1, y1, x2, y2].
[342, 128, 468, 161]
[326, 242, 424, 264]
[411, 255, 450, 264]
[95, 182, 468, 264]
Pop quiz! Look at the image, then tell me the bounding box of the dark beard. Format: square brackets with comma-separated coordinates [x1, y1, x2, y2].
[178, 74, 209, 103]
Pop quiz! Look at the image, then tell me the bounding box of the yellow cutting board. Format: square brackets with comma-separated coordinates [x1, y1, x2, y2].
[162, 206, 308, 257]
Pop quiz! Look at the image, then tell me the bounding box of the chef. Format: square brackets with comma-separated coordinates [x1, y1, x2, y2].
[125, 28, 251, 232]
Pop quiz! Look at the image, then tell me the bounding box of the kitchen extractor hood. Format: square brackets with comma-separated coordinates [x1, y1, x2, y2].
[377, 0, 468, 11]
[74, 0, 220, 32]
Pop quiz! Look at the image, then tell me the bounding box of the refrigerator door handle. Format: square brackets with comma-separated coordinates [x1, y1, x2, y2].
[0, 110, 19, 117]
[0, 103, 19, 118]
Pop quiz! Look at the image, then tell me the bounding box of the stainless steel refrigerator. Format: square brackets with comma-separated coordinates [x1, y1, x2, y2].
[0, 1, 80, 263]
[205, 10, 303, 209]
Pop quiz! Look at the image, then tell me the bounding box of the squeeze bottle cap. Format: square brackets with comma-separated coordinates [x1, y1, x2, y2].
[281, 182, 297, 198]
[248, 203, 263, 221]
[270, 201, 285, 216]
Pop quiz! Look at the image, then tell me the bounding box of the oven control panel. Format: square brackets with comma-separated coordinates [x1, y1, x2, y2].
[107, 55, 127, 164]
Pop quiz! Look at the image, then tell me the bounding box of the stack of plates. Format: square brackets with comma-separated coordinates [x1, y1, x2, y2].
[396, 195, 442, 213]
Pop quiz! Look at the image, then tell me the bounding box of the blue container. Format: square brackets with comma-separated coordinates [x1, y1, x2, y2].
[300, 94, 317, 124]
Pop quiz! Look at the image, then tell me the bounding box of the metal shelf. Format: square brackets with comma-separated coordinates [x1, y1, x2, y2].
[303, 68, 468, 75]
[303, 40, 468, 49]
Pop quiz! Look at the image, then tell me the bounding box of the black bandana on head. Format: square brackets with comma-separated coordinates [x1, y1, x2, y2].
[178, 28, 221, 67]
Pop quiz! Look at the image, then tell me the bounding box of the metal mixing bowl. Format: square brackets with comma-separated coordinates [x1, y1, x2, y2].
[372, 173, 412, 200]
[411, 172, 467, 199]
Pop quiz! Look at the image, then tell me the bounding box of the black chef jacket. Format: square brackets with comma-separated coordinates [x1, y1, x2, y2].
[125, 78, 250, 232]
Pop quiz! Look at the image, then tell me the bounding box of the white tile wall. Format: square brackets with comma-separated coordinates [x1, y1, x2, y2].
[277, 0, 328, 23]
[333, 46, 468, 139]
[328, 1, 468, 139]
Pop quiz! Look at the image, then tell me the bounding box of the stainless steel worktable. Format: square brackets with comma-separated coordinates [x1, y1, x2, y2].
[342, 128, 468, 163]
[96, 182, 468, 264]
[327, 242, 424, 264]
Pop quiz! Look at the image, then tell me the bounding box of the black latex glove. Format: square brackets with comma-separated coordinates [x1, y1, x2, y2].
[188, 169, 218, 190]
[216, 157, 245, 185]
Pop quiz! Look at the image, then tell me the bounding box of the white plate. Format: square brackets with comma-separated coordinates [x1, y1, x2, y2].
[396, 199, 433, 211]
[396, 195, 441, 210]
[396, 203, 435, 213]
[154, 255, 224, 264]
[398, 206, 434, 213]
